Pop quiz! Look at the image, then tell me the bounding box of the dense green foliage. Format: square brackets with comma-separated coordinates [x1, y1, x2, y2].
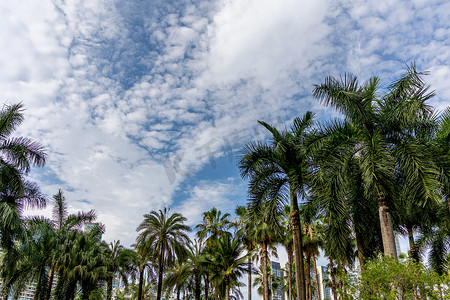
[0, 65, 448, 299]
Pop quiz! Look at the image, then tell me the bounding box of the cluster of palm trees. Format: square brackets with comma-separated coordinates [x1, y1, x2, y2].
[0, 64, 449, 300]
[237, 64, 449, 299]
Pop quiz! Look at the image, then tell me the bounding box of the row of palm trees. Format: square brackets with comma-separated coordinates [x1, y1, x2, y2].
[0, 63, 449, 299]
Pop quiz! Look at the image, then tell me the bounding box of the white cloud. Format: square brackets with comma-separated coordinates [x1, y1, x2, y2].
[2, 0, 449, 254]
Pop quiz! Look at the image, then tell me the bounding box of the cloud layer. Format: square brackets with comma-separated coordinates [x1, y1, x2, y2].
[1, 0, 449, 249]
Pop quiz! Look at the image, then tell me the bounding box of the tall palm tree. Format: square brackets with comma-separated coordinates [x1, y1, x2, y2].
[38, 189, 97, 300]
[313, 65, 440, 258]
[204, 233, 250, 300]
[195, 207, 231, 245]
[239, 112, 319, 300]
[106, 241, 137, 300]
[136, 207, 191, 300]
[0, 178, 46, 299]
[133, 243, 154, 300]
[195, 207, 231, 300]
[249, 201, 282, 300]
[234, 205, 256, 300]
[0, 103, 46, 299]
[7, 218, 55, 300]
[164, 240, 206, 300]
[280, 206, 294, 300]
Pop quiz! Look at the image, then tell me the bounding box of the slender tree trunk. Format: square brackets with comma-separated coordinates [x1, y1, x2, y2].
[195, 273, 201, 300]
[313, 255, 320, 300]
[157, 244, 165, 300]
[177, 288, 181, 300]
[262, 241, 270, 300]
[204, 274, 209, 300]
[248, 256, 252, 300]
[447, 195, 450, 215]
[305, 254, 311, 300]
[214, 280, 219, 300]
[107, 277, 113, 300]
[355, 226, 366, 268]
[290, 190, 306, 300]
[329, 260, 337, 300]
[377, 193, 398, 258]
[341, 262, 346, 298]
[287, 252, 293, 300]
[407, 226, 419, 263]
[33, 266, 47, 300]
[407, 227, 427, 300]
[138, 268, 145, 300]
[225, 277, 230, 300]
[45, 266, 55, 300]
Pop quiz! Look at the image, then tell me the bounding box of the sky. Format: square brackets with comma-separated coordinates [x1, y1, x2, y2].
[1, 0, 450, 287]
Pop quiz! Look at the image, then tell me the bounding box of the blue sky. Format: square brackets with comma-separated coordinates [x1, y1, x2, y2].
[1, 0, 449, 272]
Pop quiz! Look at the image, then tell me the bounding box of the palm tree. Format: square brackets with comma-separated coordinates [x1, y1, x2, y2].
[136, 207, 191, 300]
[0, 178, 46, 299]
[40, 189, 97, 300]
[195, 207, 231, 300]
[204, 233, 250, 300]
[0, 103, 46, 299]
[106, 241, 137, 300]
[313, 65, 440, 258]
[195, 207, 231, 244]
[164, 240, 206, 300]
[248, 201, 282, 300]
[234, 205, 256, 300]
[133, 243, 154, 300]
[239, 112, 319, 300]
[433, 108, 450, 214]
[302, 215, 323, 300]
[280, 206, 294, 300]
[7, 218, 55, 300]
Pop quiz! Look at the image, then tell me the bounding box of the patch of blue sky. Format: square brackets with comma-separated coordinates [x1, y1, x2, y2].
[29, 166, 65, 187]
[76, 199, 92, 205]
[171, 155, 242, 201]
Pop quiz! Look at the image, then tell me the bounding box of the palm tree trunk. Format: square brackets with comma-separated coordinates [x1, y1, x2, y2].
[107, 277, 113, 300]
[329, 259, 337, 300]
[355, 226, 366, 268]
[195, 273, 201, 300]
[407, 227, 427, 300]
[407, 226, 419, 263]
[313, 255, 320, 300]
[290, 190, 306, 300]
[204, 274, 209, 300]
[157, 244, 165, 300]
[225, 276, 230, 300]
[138, 268, 145, 300]
[248, 256, 252, 300]
[287, 253, 293, 300]
[262, 241, 270, 300]
[447, 195, 450, 215]
[214, 280, 219, 300]
[305, 254, 311, 300]
[377, 193, 398, 258]
[45, 266, 55, 300]
[33, 266, 47, 300]
[341, 262, 346, 298]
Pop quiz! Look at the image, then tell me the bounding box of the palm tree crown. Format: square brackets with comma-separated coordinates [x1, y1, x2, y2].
[136, 207, 191, 300]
